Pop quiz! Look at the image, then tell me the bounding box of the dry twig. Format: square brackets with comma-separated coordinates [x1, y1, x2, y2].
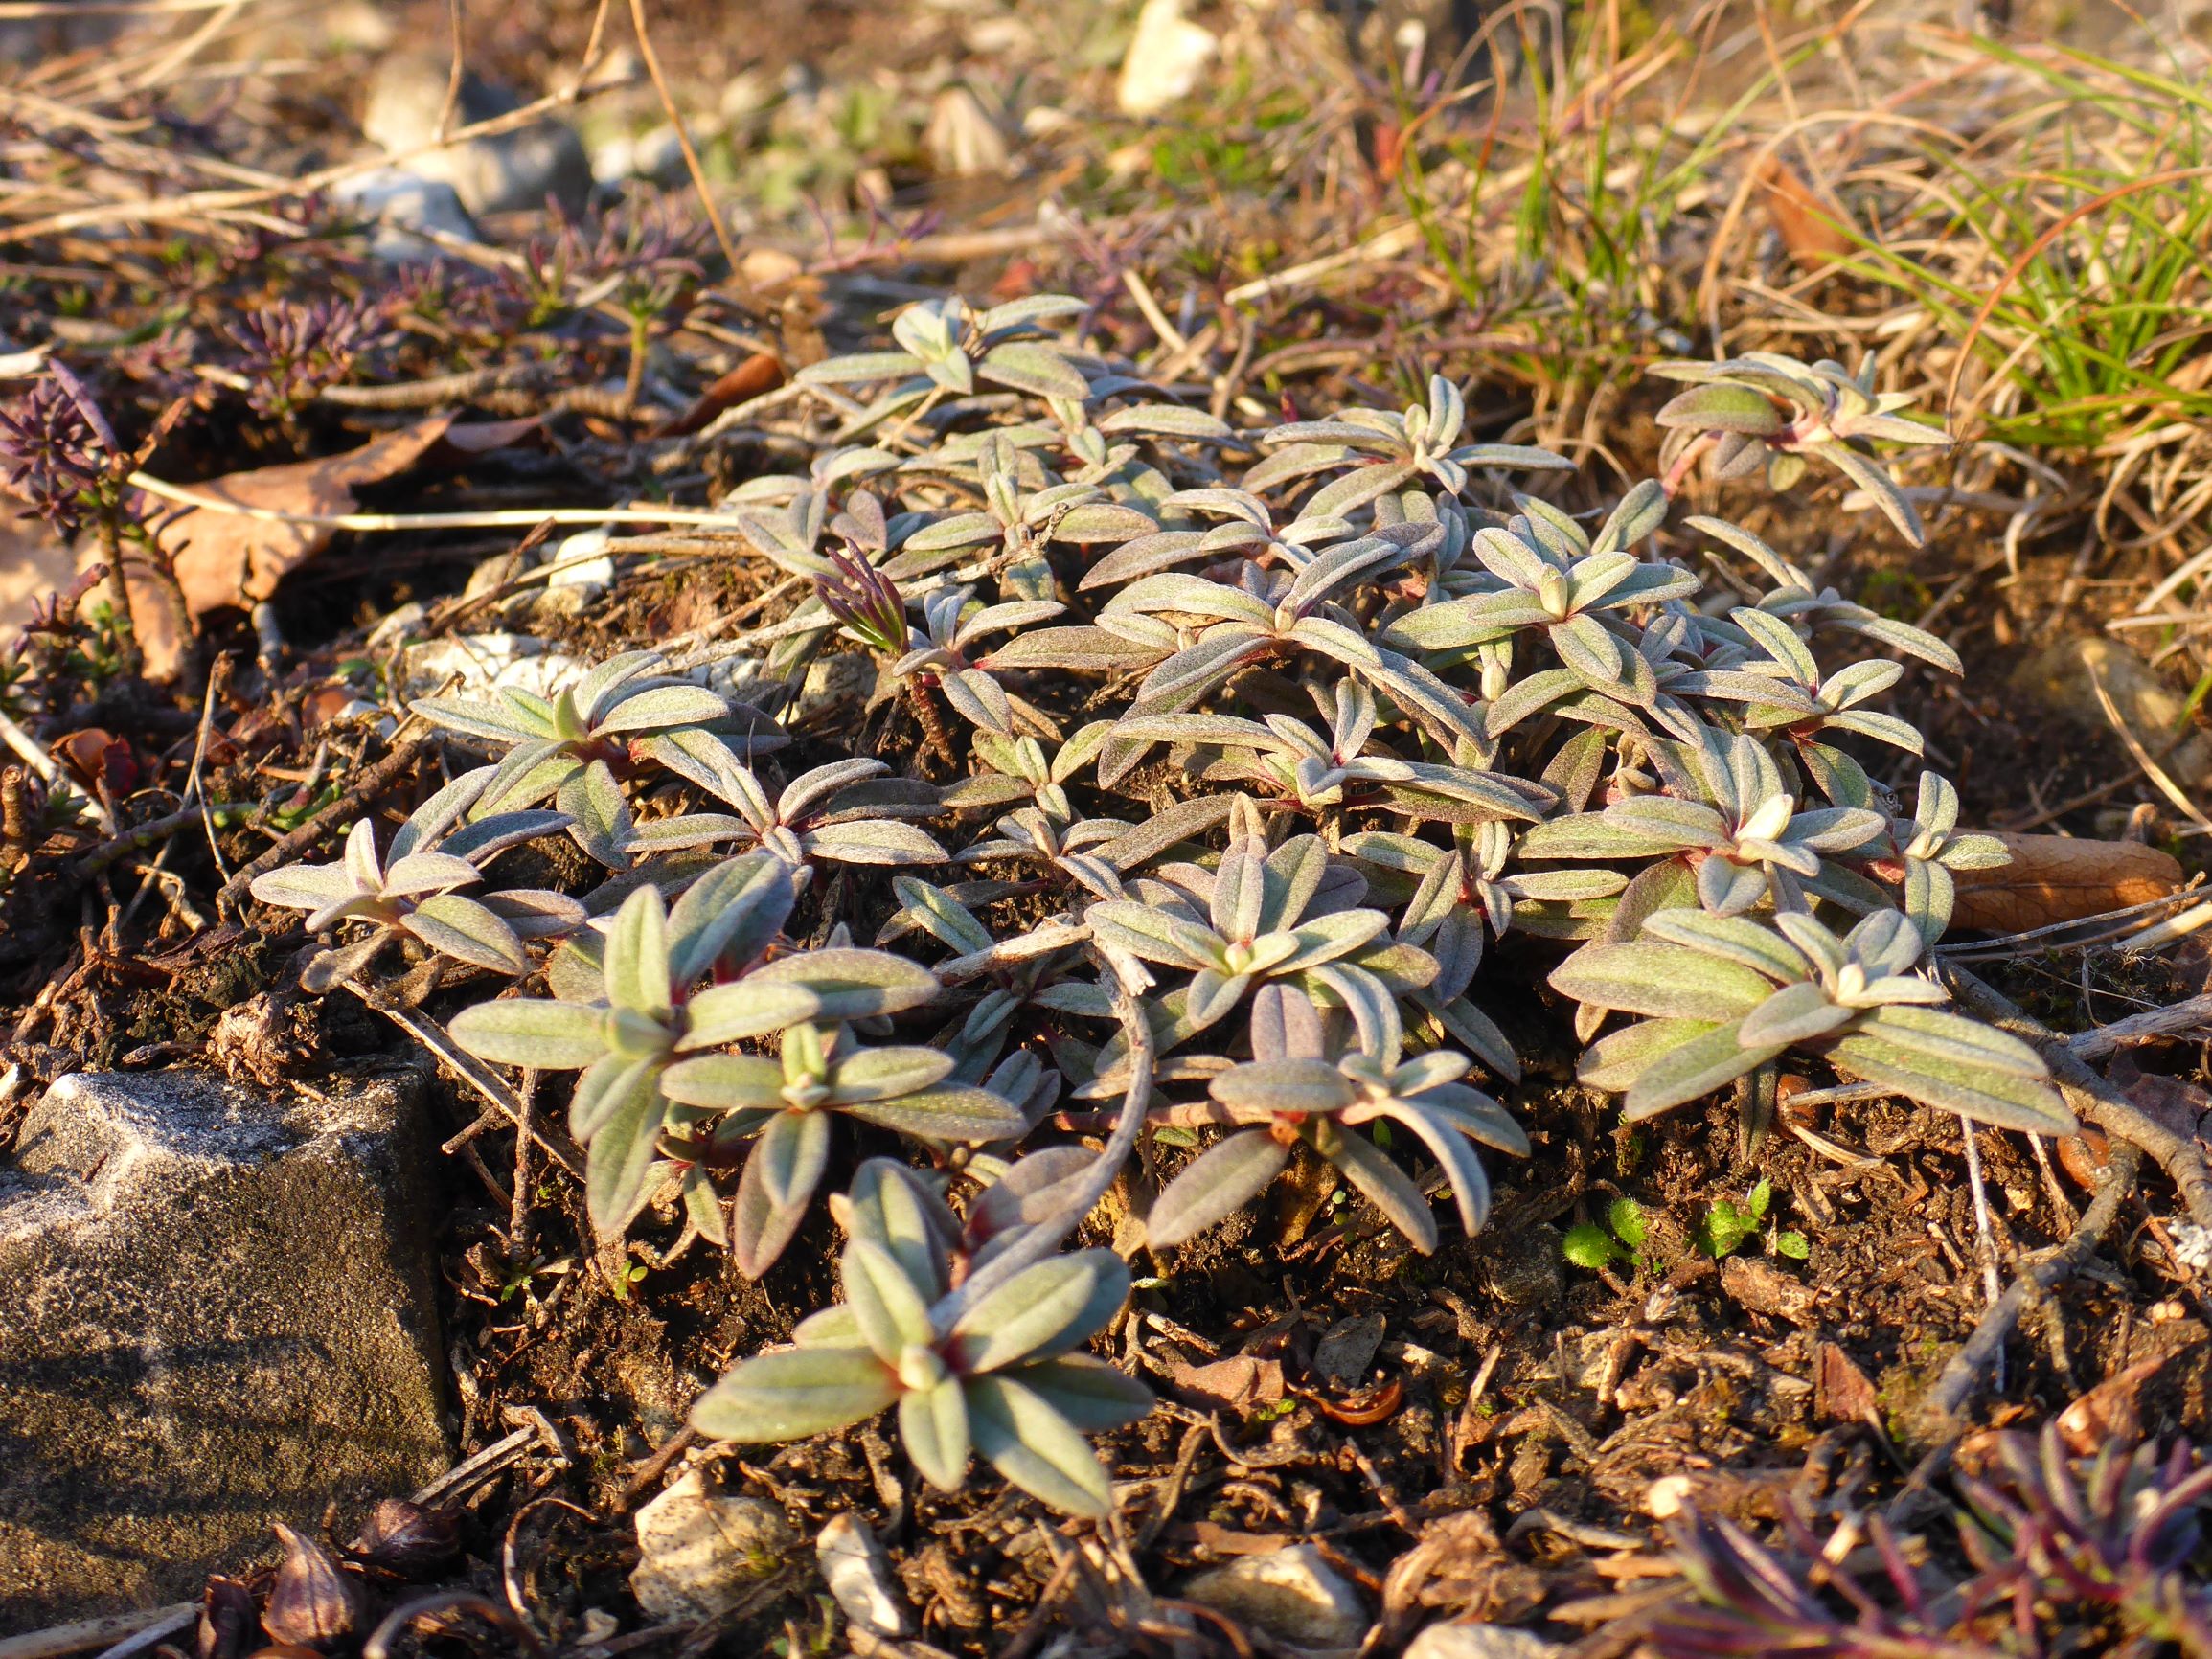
[1947, 964, 2212, 1232]
[1925, 1138, 2143, 1425]
[215, 729, 432, 914]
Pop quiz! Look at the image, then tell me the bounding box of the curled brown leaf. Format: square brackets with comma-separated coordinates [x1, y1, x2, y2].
[1951, 831, 2182, 933]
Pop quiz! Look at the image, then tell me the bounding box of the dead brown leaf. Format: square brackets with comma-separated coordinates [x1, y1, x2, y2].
[154, 416, 480, 618]
[2056, 1352, 2174, 1454]
[0, 504, 77, 639]
[1298, 1377, 1402, 1426]
[1163, 1352, 1285, 1415]
[2117, 1061, 2212, 1139]
[1380, 1509, 1545, 1641]
[650, 351, 784, 439]
[2056, 1124, 2111, 1190]
[1173, 1522, 1292, 1557]
[1951, 832, 2182, 933]
[1813, 1341, 1877, 1424]
[1754, 153, 1853, 267]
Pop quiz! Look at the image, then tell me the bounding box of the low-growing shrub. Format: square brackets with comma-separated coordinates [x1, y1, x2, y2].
[249, 296, 2066, 1513]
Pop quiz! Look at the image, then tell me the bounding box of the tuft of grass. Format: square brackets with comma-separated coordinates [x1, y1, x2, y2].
[1387, 3, 1788, 396]
[1843, 36, 2212, 449]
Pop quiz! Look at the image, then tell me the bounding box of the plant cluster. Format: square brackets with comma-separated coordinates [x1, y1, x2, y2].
[225, 296, 381, 420]
[246, 291, 2067, 1517]
[0, 361, 189, 686]
[1656, 1426, 2212, 1657]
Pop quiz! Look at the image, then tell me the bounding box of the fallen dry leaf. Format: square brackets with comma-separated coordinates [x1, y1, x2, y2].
[1754, 153, 1853, 267]
[1163, 1352, 1285, 1415]
[0, 504, 77, 640]
[1643, 1466, 1798, 1525]
[2057, 1069, 2210, 1190]
[54, 727, 141, 797]
[1297, 1376, 1402, 1425]
[1951, 831, 2182, 933]
[2116, 1061, 2212, 1138]
[157, 417, 458, 619]
[1813, 1341, 1877, 1424]
[650, 351, 784, 439]
[1174, 1521, 1296, 1557]
[2056, 1352, 2172, 1454]
[2056, 1123, 2113, 1190]
[153, 415, 539, 623]
[1311, 1312, 1386, 1387]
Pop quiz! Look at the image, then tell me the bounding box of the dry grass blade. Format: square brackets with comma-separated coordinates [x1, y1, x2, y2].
[2085, 661, 2212, 830]
[0, 1606, 198, 1659]
[129, 471, 747, 534]
[625, 0, 744, 300]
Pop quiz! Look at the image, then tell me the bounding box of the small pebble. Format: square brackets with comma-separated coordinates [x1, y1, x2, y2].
[1644, 1474, 1695, 1518]
[817, 1511, 908, 1638]
[1312, 1313, 1386, 1387]
[1182, 1545, 1367, 1649]
[1405, 1624, 1563, 1659]
[629, 1471, 794, 1622]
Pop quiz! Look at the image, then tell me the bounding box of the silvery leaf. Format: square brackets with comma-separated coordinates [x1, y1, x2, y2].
[978, 341, 1089, 400]
[602, 884, 672, 1019]
[1097, 403, 1234, 441]
[1015, 1356, 1153, 1432]
[803, 820, 950, 867]
[950, 1249, 1129, 1374]
[402, 894, 529, 975]
[1619, 1022, 1781, 1121]
[583, 1063, 669, 1239]
[558, 760, 634, 868]
[249, 862, 357, 912]
[1147, 1130, 1288, 1249]
[1577, 1017, 1722, 1091]
[798, 351, 924, 385]
[690, 1346, 899, 1442]
[667, 852, 796, 982]
[843, 1237, 936, 1363]
[1826, 1023, 2072, 1134]
[379, 851, 480, 898]
[1210, 1057, 1355, 1119]
[900, 1378, 971, 1492]
[661, 1053, 787, 1111]
[683, 949, 941, 1048]
[830, 1045, 956, 1104]
[1550, 942, 1776, 1021]
[441, 809, 570, 865]
[733, 1108, 833, 1278]
[1822, 442, 1926, 547]
[1325, 1124, 1436, 1252]
[966, 1375, 1112, 1518]
[449, 998, 610, 1069]
[1386, 1102, 1493, 1235]
[840, 1085, 1027, 1142]
[410, 693, 551, 744]
[1735, 980, 1853, 1047]
[393, 766, 495, 860]
[594, 683, 729, 736]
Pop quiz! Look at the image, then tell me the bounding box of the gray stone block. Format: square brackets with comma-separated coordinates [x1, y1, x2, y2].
[0, 1068, 450, 1626]
[361, 52, 591, 218]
